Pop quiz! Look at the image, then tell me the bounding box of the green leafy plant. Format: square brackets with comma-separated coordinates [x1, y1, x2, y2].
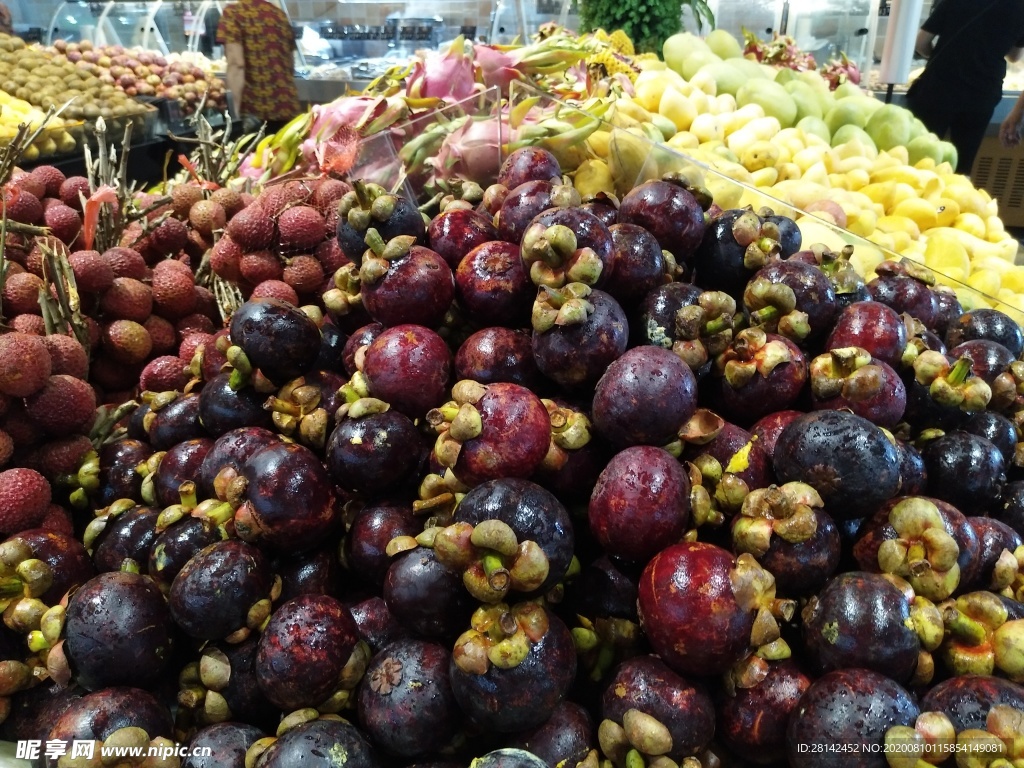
[579, 0, 715, 54]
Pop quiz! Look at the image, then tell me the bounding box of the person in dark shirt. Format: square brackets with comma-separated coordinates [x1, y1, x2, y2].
[907, 0, 1024, 174]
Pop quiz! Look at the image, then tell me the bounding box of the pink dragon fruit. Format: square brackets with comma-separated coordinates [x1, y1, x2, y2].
[820, 53, 862, 90]
[407, 36, 481, 102]
[427, 115, 504, 188]
[743, 29, 816, 72]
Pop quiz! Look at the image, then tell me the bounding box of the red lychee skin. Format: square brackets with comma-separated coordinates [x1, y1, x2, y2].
[151, 260, 197, 320]
[143, 315, 178, 355]
[189, 200, 227, 238]
[29, 165, 67, 198]
[25, 375, 98, 436]
[68, 249, 115, 294]
[3, 188, 43, 225]
[240, 193, 256, 207]
[250, 280, 299, 305]
[0, 467, 51, 535]
[0, 394, 9, 419]
[9, 315, 45, 335]
[0, 333, 51, 397]
[2, 402, 43, 447]
[179, 332, 214, 363]
[101, 247, 148, 280]
[41, 198, 66, 213]
[43, 203, 82, 245]
[3, 272, 44, 315]
[118, 221, 146, 251]
[103, 320, 153, 364]
[310, 178, 351, 215]
[150, 216, 189, 255]
[283, 254, 324, 295]
[4, 233, 29, 268]
[185, 229, 211, 262]
[23, 434, 93, 480]
[258, 181, 311, 216]
[175, 313, 215, 337]
[84, 317, 101, 349]
[314, 239, 349, 276]
[210, 236, 243, 282]
[42, 335, 89, 379]
[24, 243, 45, 278]
[10, 173, 46, 200]
[0, 429, 12, 466]
[171, 184, 205, 219]
[239, 250, 283, 284]
[40, 504, 74, 536]
[100, 277, 153, 322]
[89, 355, 143, 393]
[59, 176, 90, 212]
[225, 203, 274, 251]
[139, 355, 190, 392]
[276, 206, 327, 252]
[210, 188, 244, 218]
[192, 285, 219, 322]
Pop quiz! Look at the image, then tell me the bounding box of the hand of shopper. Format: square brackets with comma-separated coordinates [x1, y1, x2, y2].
[1000, 109, 1024, 147]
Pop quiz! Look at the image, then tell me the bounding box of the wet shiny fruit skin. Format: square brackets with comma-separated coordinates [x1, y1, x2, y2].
[255, 594, 360, 711]
[228, 298, 322, 385]
[637, 541, 754, 676]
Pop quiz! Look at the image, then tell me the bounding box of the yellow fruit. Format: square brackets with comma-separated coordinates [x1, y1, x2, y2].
[934, 198, 960, 227]
[985, 215, 1007, 241]
[860, 181, 896, 207]
[956, 288, 991, 310]
[954, 212, 987, 239]
[1000, 266, 1024, 293]
[892, 197, 939, 232]
[666, 131, 699, 151]
[739, 140, 780, 171]
[574, 158, 615, 199]
[722, 103, 766, 136]
[846, 207, 878, 237]
[869, 165, 925, 188]
[750, 166, 779, 187]
[967, 269, 1001, 299]
[923, 233, 971, 278]
[658, 87, 697, 131]
[845, 168, 871, 191]
[690, 113, 724, 144]
[875, 215, 921, 240]
[943, 181, 989, 217]
[887, 182, 920, 212]
[774, 162, 801, 182]
[706, 174, 745, 209]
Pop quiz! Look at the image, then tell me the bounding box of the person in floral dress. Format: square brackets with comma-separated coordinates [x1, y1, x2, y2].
[216, 0, 301, 133]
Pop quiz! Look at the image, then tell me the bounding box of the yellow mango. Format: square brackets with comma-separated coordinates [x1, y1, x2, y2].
[954, 212, 987, 239]
[875, 215, 921, 240]
[923, 233, 971, 278]
[750, 166, 779, 187]
[860, 181, 896, 207]
[999, 266, 1024, 293]
[967, 269, 1001, 298]
[658, 87, 698, 132]
[666, 131, 699, 151]
[892, 197, 940, 232]
[934, 198, 960, 228]
[846, 207, 878, 238]
[774, 162, 801, 182]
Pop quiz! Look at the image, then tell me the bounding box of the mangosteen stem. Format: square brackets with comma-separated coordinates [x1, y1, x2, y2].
[942, 605, 989, 646]
[946, 357, 972, 387]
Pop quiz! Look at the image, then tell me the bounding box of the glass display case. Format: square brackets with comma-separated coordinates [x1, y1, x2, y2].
[489, 0, 579, 44]
[48, 1, 182, 54]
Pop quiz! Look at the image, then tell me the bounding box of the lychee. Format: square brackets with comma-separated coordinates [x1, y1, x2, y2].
[250, 279, 299, 305]
[100, 277, 152, 322]
[4, 188, 42, 225]
[9, 315, 45, 335]
[25, 374, 97, 436]
[151, 259, 197, 320]
[150, 216, 189, 256]
[176, 313, 215, 337]
[68, 249, 115, 294]
[102, 319, 153, 364]
[24, 434, 93, 480]
[210, 235, 243, 281]
[276, 205, 327, 252]
[2, 272, 43, 315]
[185, 229, 211, 261]
[189, 200, 227, 237]
[225, 203, 274, 250]
[43, 204, 83, 245]
[59, 176, 90, 212]
[193, 285, 218, 322]
[0, 467, 51, 535]
[140, 355, 190, 392]
[29, 165, 67, 198]
[11, 172, 46, 200]
[42, 334, 89, 379]
[101, 247, 148, 280]
[311, 178, 352, 214]
[314, 238, 350, 275]
[0, 332, 51, 397]
[179, 332, 214, 363]
[171, 184, 205, 219]
[0, 429, 11, 467]
[239, 250, 283, 284]
[39, 504, 74, 536]
[258, 180, 311, 216]
[283, 254, 325, 294]
[144, 314, 178, 355]
[210, 187, 244, 217]
[2, 401, 43, 447]
[89, 355, 142, 392]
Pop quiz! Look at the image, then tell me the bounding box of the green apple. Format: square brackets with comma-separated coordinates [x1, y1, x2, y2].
[784, 80, 824, 122]
[906, 133, 946, 165]
[736, 80, 798, 128]
[705, 28, 743, 59]
[864, 103, 912, 151]
[797, 115, 832, 144]
[663, 32, 712, 77]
